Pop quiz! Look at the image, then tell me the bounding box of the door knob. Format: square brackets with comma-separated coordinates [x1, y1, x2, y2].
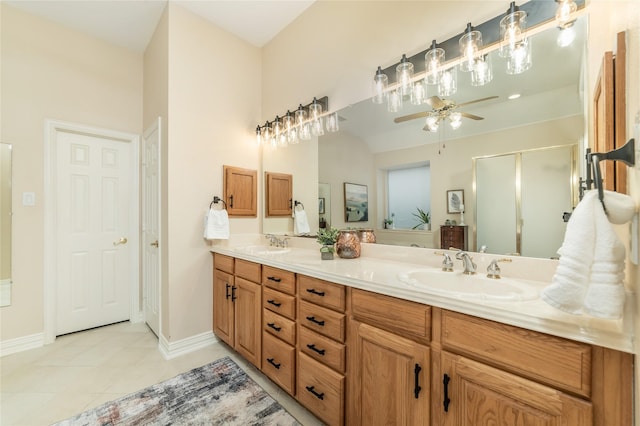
[113, 237, 128, 246]
[150, 240, 159, 247]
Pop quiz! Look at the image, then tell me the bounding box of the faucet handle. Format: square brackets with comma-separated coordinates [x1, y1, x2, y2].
[434, 251, 454, 272]
[486, 258, 512, 279]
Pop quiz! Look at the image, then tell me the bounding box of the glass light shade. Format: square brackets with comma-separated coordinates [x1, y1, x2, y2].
[425, 115, 439, 132]
[256, 126, 262, 145]
[506, 40, 531, 74]
[299, 122, 311, 140]
[449, 112, 462, 130]
[459, 24, 482, 72]
[287, 127, 299, 144]
[557, 26, 576, 47]
[282, 112, 294, 132]
[471, 54, 493, 86]
[272, 116, 283, 138]
[311, 118, 324, 136]
[438, 67, 457, 97]
[387, 89, 403, 112]
[262, 121, 271, 142]
[372, 66, 389, 104]
[425, 41, 444, 85]
[309, 98, 323, 120]
[411, 80, 427, 105]
[295, 104, 307, 125]
[396, 54, 414, 97]
[555, 0, 577, 28]
[325, 112, 339, 132]
[499, 4, 527, 59]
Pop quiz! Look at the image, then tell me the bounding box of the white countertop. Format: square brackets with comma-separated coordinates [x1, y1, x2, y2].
[209, 234, 635, 353]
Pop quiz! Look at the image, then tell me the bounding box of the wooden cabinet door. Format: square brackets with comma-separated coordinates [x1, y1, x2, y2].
[234, 277, 262, 368]
[348, 320, 430, 425]
[213, 269, 234, 346]
[224, 165, 257, 216]
[265, 172, 292, 217]
[440, 351, 592, 425]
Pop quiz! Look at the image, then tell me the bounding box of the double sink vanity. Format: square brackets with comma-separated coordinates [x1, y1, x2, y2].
[210, 235, 633, 425]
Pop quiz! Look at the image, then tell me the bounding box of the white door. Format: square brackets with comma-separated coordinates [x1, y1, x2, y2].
[55, 131, 132, 335]
[142, 118, 161, 336]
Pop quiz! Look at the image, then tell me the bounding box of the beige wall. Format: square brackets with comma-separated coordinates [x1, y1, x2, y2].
[164, 4, 261, 341]
[0, 4, 143, 341]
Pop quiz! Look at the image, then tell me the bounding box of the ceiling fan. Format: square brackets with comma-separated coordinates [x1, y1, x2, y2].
[394, 95, 498, 132]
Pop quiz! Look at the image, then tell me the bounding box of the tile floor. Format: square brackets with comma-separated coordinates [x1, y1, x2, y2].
[0, 321, 323, 425]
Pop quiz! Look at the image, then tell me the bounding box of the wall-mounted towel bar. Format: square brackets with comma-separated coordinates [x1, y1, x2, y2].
[588, 138, 635, 213]
[210, 195, 227, 209]
[294, 200, 305, 209]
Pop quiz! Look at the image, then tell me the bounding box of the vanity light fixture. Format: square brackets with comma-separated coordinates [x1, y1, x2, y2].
[372, 66, 389, 104]
[424, 40, 444, 85]
[256, 96, 335, 149]
[438, 66, 457, 97]
[459, 23, 482, 73]
[387, 88, 403, 113]
[396, 54, 414, 97]
[555, 0, 578, 47]
[500, 2, 532, 75]
[411, 79, 427, 105]
[471, 54, 493, 86]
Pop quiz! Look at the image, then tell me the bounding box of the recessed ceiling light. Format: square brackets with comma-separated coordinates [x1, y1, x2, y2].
[508, 93, 521, 100]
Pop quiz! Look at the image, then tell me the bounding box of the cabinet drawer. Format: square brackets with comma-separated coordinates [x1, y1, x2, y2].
[351, 289, 431, 343]
[299, 326, 345, 373]
[263, 287, 296, 320]
[262, 331, 295, 396]
[263, 309, 296, 345]
[299, 300, 346, 343]
[235, 258, 261, 282]
[297, 352, 345, 426]
[213, 253, 234, 274]
[441, 310, 592, 397]
[262, 266, 296, 295]
[298, 275, 346, 312]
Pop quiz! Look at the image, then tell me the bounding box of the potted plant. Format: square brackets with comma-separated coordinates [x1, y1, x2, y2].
[412, 207, 431, 230]
[316, 227, 340, 260]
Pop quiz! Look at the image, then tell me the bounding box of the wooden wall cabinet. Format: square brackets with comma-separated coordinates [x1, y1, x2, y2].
[223, 165, 257, 216]
[212, 254, 262, 368]
[265, 172, 292, 217]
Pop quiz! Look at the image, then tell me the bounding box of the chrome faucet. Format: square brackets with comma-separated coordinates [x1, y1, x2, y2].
[455, 250, 477, 275]
[265, 234, 289, 248]
[434, 251, 454, 272]
[486, 258, 513, 279]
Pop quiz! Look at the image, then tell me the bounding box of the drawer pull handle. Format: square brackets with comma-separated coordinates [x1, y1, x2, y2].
[306, 316, 325, 326]
[225, 283, 231, 299]
[306, 288, 325, 297]
[231, 285, 237, 302]
[267, 276, 282, 283]
[267, 358, 281, 369]
[267, 299, 282, 307]
[267, 323, 282, 332]
[305, 385, 325, 400]
[306, 344, 326, 356]
[443, 373, 451, 412]
[414, 364, 422, 399]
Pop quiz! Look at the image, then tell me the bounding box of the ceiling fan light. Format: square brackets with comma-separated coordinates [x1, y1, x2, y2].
[459, 23, 482, 73]
[425, 115, 440, 132]
[424, 40, 445, 85]
[449, 112, 462, 130]
[557, 26, 576, 47]
[396, 54, 414, 97]
[471, 54, 493, 86]
[438, 67, 457, 97]
[372, 66, 389, 104]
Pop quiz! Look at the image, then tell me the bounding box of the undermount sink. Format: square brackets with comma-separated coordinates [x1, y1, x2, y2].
[235, 245, 290, 256]
[397, 269, 539, 302]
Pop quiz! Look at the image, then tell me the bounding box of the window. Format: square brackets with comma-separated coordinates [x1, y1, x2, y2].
[387, 164, 431, 230]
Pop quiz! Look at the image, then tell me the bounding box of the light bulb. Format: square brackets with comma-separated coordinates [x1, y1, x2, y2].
[425, 115, 439, 132]
[449, 112, 462, 130]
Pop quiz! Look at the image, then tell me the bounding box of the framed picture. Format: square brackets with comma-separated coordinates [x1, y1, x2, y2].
[344, 182, 368, 222]
[318, 197, 325, 214]
[447, 189, 464, 213]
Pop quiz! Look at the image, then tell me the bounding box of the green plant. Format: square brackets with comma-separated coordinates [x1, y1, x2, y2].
[411, 207, 431, 229]
[316, 227, 340, 252]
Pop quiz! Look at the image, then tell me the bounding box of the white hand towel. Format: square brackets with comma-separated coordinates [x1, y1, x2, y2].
[204, 208, 229, 240]
[540, 191, 597, 314]
[293, 209, 310, 236]
[582, 197, 627, 319]
[601, 190, 637, 225]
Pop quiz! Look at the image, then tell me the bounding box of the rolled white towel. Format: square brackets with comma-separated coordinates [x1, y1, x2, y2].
[601, 190, 637, 225]
[582, 284, 626, 319]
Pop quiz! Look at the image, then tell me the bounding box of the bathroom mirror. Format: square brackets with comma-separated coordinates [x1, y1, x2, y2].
[262, 17, 587, 258]
[1, 143, 12, 307]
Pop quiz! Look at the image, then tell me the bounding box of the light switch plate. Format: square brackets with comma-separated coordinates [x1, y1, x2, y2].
[22, 192, 35, 206]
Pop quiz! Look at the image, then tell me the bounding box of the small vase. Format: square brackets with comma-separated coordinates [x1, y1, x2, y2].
[321, 246, 334, 260]
[358, 229, 376, 243]
[336, 230, 361, 259]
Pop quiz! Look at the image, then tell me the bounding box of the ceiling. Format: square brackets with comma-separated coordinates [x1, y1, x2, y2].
[4, 0, 316, 52]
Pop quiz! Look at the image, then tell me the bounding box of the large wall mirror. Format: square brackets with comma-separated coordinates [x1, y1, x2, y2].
[1, 143, 12, 306]
[262, 16, 587, 259]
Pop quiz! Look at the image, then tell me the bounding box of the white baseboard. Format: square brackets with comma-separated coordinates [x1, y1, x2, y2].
[159, 331, 218, 360]
[0, 332, 45, 357]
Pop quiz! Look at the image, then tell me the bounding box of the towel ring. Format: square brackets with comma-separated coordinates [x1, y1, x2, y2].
[210, 196, 227, 209]
[294, 200, 305, 210]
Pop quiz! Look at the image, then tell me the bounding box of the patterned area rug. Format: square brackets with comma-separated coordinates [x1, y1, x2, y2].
[53, 356, 301, 425]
